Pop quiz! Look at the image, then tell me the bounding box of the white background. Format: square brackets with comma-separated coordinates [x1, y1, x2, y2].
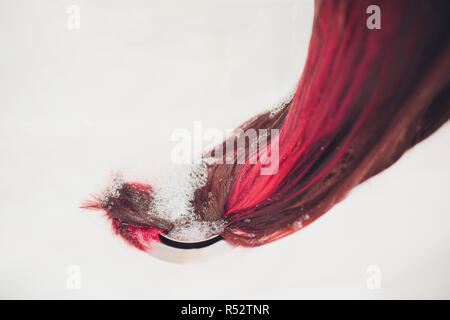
[0, 0, 449, 299]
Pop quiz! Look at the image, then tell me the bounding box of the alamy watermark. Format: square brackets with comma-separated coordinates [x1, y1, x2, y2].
[366, 264, 382, 290]
[366, 5, 381, 30]
[66, 265, 81, 290]
[66, 5, 81, 30]
[171, 121, 280, 175]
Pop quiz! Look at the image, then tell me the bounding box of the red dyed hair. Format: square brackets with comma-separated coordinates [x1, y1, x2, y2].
[84, 0, 450, 250]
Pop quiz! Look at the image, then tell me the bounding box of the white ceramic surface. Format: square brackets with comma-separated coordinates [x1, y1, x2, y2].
[1, 0, 449, 299]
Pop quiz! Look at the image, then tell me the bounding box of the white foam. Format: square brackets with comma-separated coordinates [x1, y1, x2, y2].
[167, 220, 225, 242]
[149, 162, 208, 222]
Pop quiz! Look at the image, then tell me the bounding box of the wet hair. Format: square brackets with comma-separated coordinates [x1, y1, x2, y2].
[83, 0, 450, 250]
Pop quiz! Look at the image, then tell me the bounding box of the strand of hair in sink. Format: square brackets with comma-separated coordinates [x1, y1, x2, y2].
[83, 0, 450, 251]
